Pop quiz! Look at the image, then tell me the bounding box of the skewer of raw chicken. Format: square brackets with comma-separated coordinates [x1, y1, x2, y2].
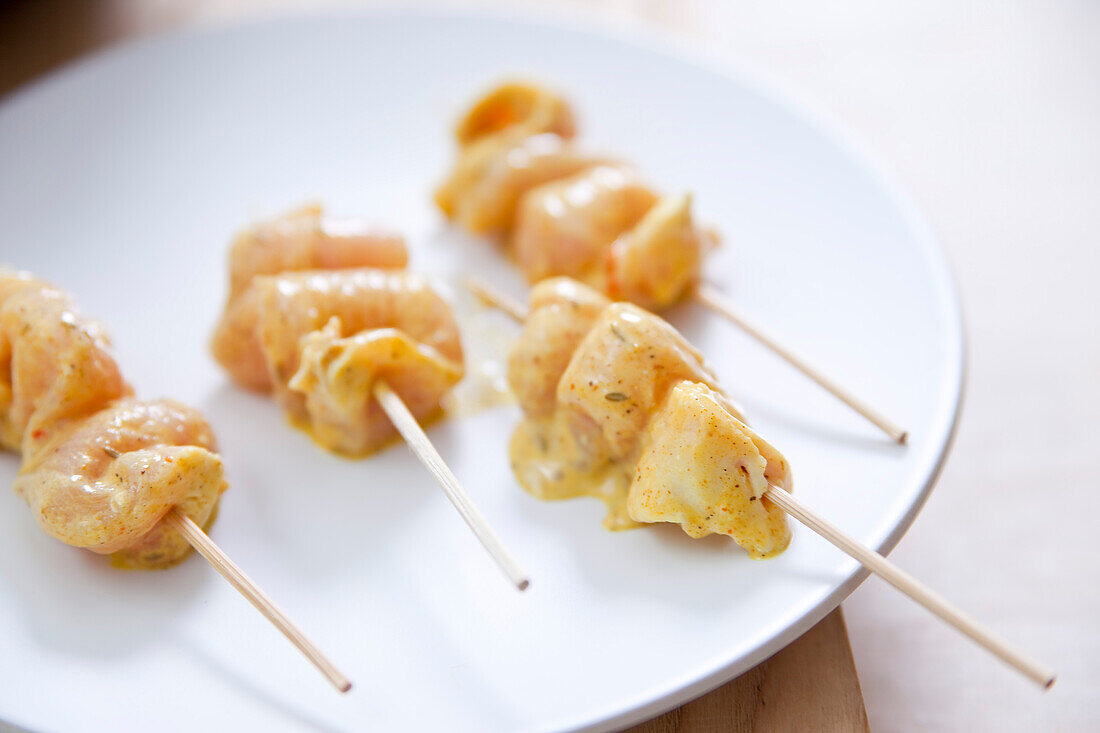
[436, 82, 908, 443]
[472, 276, 1054, 688]
[211, 204, 529, 590]
[0, 266, 351, 692]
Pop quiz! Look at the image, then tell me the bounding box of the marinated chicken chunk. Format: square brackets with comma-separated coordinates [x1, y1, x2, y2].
[15, 398, 225, 568]
[438, 82, 712, 313]
[212, 204, 409, 390]
[513, 166, 658, 285]
[437, 134, 605, 235]
[630, 381, 790, 558]
[436, 81, 577, 222]
[288, 318, 463, 455]
[226, 203, 407, 297]
[0, 268, 131, 454]
[216, 268, 464, 455]
[507, 277, 609, 418]
[555, 302, 733, 460]
[606, 193, 705, 310]
[505, 279, 790, 555]
[2, 268, 226, 569]
[453, 81, 575, 147]
[509, 297, 736, 530]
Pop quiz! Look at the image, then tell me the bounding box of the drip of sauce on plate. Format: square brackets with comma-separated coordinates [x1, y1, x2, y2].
[509, 411, 641, 530]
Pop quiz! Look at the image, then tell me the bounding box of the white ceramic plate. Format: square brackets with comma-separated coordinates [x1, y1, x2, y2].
[0, 9, 962, 732]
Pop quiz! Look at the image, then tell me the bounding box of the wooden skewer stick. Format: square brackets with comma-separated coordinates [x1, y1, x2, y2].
[693, 284, 908, 444]
[469, 279, 1056, 689]
[468, 280, 528, 323]
[762, 487, 1055, 689]
[164, 509, 353, 693]
[372, 380, 530, 591]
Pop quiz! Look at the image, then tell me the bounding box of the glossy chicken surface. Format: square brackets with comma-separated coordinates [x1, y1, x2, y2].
[436, 133, 605, 235]
[555, 302, 735, 460]
[513, 166, 658, 286]
[631, 382, 790, 558]
[606, 193, 706, 311]
[506, 277, 610, 418]
[437, 81, 709, 310]
[226, 203, 408, 298]
[212, 211, 464, 456]
[256, 270, 464, 455]
[289, 320, 463, 456]
[1, 268, 225, 569]
[507, 278, 790, 556]
[212, 205, 409, 390]
[0, 268, 130, 454]
[453, 81, 576, 147]
[15, 398, 225, 568]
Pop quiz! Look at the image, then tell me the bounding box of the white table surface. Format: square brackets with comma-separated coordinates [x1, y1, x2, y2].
[3, 1, 1097, 730]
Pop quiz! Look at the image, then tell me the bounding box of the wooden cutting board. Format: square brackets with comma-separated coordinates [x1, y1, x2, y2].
[0, 2, 871, 730]
[628, 609, 869, 732]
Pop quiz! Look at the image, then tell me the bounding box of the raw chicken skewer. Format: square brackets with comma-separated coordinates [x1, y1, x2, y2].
[437, 82, 907, 443]
[471, 277, 1053, 689]
[163, 509, 351, 692]
[212, 206, 529, 590]
[0, 267, 350, 693]
[372, 381, 529, 590]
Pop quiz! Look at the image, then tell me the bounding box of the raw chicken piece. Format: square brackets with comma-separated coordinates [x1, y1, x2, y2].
[507, 277, 609, 418]
[453, 81, 575, 147]
[630, 381, 790, 558]
[606, 193, 705, 311]
[2, 268, 226, 569]
[437, 133, 606, 235]
[0, 268, 131, 455]
[232, 269, 464, 455]
[212, 204, 408, 390]
[211, 285, 271, 391]
[226, 203, 407, 297]
[436, 81, 577, 222]
[505, 279, 788, 554]
[437, 81, 714, 314]
[513, 166, 658, 285]
[15, 398, 226, 568]
[555, 302, 735, 461]
[288, 318, 463, 455]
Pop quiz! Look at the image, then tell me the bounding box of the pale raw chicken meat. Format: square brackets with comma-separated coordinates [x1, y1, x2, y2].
[506, 277, 609, 418]
[15, 398, 226, 568]
[436, 81, 577, 221]
[453, 81, 576, 147]
[437, 133, 606, 235]
[288, 318, 463, 455]
[630, 381, 791, 558]
[505, 278, 790, 555]
[512, 166, 658, 285]
[555, 302, 736, 461]
[606, 193, 705, 311]
[220, 268, 464, 455]
[0, 268, 131, 454]
[437, 82, 713, 314]
[226, 203, 407, 297]
[1, 268, 226, 569]
[212, 204, 408, 390]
